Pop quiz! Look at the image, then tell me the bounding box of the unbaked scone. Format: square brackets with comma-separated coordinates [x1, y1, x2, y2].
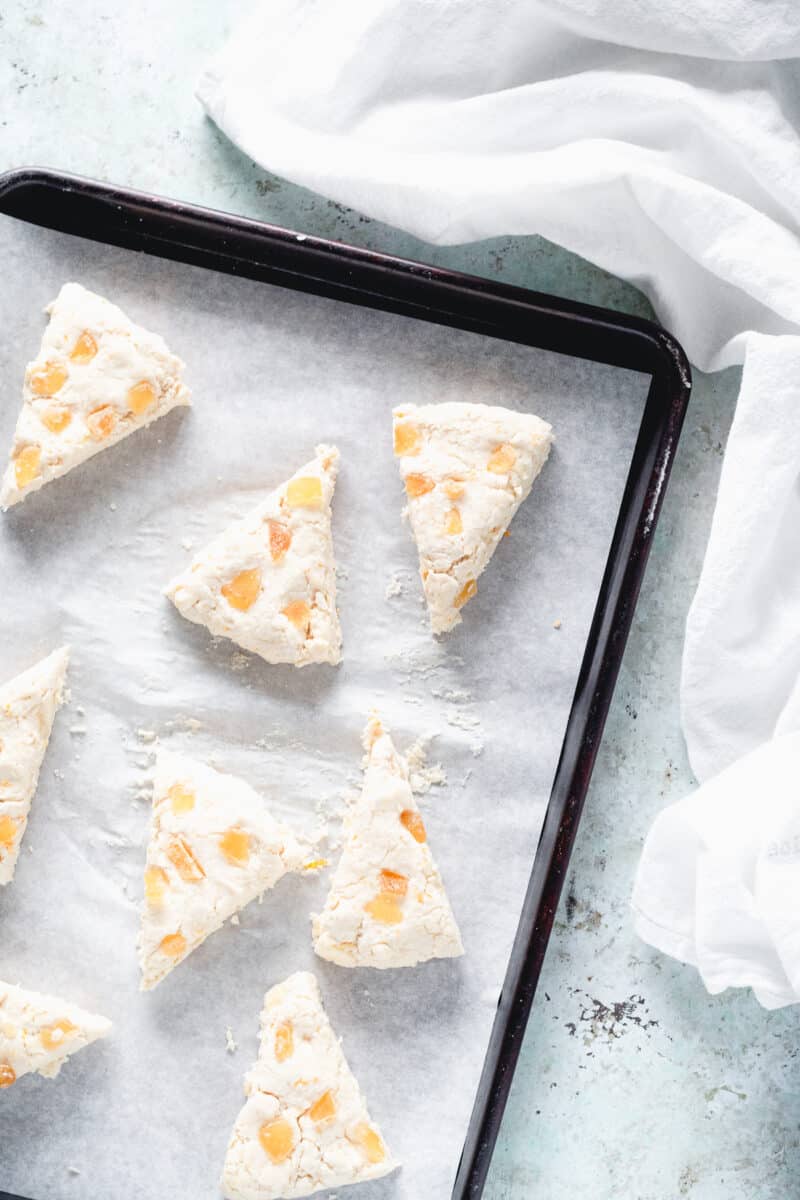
[1, 283, 190, 508]
[165, 445, 342, 667]
[0, 980, 111, 1088]
[0, 647, 69, 886]
[393, 401, 553, 633]
[221, 971, 398, 1200]
[138, 751, 311, 990]
[312, 715, 463, 969]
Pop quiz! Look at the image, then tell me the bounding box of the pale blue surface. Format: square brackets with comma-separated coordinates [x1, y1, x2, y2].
[2, 3, 798, 1198]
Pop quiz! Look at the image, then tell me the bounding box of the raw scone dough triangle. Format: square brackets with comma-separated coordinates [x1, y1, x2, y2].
[1, 282, 190, 509]
[138, 751, 311, 990]
[393, 401, 553, 633]
[0, 980, 111, 1088]
[0, 647, 69, 886]
[312, 715, 463, 969]
[165, 445, 342, 667]
[221, 971, 398, 1200]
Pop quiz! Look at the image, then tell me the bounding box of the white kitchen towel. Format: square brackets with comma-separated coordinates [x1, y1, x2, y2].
[198, 1, 800, 1002]
[633, 733, 800, 1010]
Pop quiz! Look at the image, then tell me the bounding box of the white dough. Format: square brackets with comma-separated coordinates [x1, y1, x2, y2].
[138, 751, 310, 991]
[0, 647, 69, 886]
[165, 445, 342, 667]
[221, 971, 399, 1200]
[393, 401, 553, 633]
[1, 283, 190, 508]
[312, 714, 464, 969]
[0, 980, 111, 1085]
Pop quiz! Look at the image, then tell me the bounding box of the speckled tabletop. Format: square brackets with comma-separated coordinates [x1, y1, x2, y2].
[2, 3, 798, 1199]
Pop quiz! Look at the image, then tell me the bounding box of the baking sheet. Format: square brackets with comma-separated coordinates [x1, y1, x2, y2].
[0, 212, 649, 1200]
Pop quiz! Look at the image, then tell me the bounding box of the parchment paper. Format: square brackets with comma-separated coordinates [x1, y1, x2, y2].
[0, 212, 649, 1200]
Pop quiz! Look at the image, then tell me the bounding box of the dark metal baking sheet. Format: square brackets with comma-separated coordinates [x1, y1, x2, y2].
[0, 168, 690, 1200]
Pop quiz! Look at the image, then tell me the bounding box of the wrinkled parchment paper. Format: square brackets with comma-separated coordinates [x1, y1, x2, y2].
[0, 213, 649, 1200]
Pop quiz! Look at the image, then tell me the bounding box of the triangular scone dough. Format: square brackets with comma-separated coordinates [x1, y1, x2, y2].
[312, 715, 463, 969]
[0, 647, 69, 886]
[0, 980, 111, 1087]
[393, 401, 553, 633]
[1, 282, 190, 509]
[138, 751, 310, 991]
[165, 445, 342, 667]
[221, 971, 399, 1200]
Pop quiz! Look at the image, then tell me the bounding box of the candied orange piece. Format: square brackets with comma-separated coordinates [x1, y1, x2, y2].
[286, 476, 323, 509]
[393, 422, 422, 456]
[166, 836, 205, 883]
[405, 473, 435, 498]
[274, 1021, 294, 1063]
[443, 480, 465, 500]
[282, 599, 311, 633]
[364, 892, 403, 925]
[70, 331, 98, 363]
[379, 869, 408, 897]
[445, 507, 463, 535]
[128, 380, 156, 415]
[302, 858, 329, 871]
[259, 1118, 295, 1164]
[40, 1019, 77, 1051]
[86, 404, 117, 441]
[309, 1090, 336, 1123]
[159, 931, 187, 958]
[30, 363, 68, 397]
[487, 443, 517, 474]
[400, 809, 426, 843]
[0, 814, 18, 850]
[168, 782, 195, 814]
[351, 1123, 385, 1164]
[0, 1063, 16, 1089]
[219, 827, 250, 866]
[144, 865, 169, 906]
[221, 568, 261, 612]
[14, 445, 41, 489]
[268, 519, 292, 562]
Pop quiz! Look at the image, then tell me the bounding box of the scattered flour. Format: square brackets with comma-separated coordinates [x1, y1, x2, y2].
[385, 572, 404, 599]
[406, 735, 447, 795]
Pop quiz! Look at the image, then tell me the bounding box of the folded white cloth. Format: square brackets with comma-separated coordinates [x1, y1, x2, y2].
[633, 733, 800, 1009]
[198, 0, 800, 1003]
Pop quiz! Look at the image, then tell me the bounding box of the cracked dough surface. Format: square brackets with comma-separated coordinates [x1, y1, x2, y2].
[393, 401, 553, 633]
[312, 714, 464, 969]
[138, 751, 310, 991]
[1, 282, 190, 509]
[221, 971, 398, 1199]
[165, 445, 342, 667]
[0, 980, 111, 1085]
[0, 647, 69, 887]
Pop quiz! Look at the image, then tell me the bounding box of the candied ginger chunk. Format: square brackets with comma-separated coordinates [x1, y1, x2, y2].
[14, 445, 41, 488]
[30, 363, 67, 397]
[400, 809, 426, 843]
[221, 568, 261, 612]
[70, 331, 98, 363]
[405, 473, 435, 498]
[286, 476, 322, 509]
[258, 1118, 295, 1164]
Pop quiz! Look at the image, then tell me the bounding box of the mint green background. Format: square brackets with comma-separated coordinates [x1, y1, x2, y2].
[2, 3, 798, 1198]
